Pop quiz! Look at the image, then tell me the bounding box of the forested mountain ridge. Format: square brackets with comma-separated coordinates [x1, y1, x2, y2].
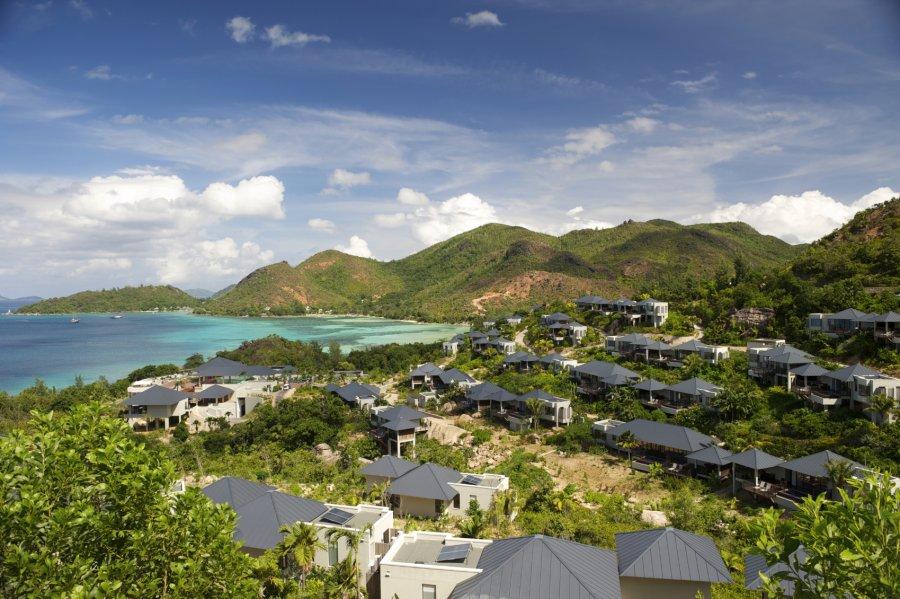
[24, 218, 800, 319]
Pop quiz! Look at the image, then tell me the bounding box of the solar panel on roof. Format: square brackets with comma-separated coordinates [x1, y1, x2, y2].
[460, 474, 483, 485]
[437, 543, 472, 562]
[319, 507, 354, 526]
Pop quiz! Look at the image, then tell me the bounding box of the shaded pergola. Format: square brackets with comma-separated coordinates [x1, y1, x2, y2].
[686, 445, 733, 480]
[730, 448, 784, 496]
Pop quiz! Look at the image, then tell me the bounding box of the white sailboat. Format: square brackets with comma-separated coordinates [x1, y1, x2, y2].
[70, 314, 80, 324]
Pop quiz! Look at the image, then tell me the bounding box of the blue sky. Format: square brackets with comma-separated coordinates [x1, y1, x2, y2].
[1, 0, 899, 297]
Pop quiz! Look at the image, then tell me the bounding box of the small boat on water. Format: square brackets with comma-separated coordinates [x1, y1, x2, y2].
[3, 309, 12, 316]
[110, 315, 124, 319]
[70, 315, 80, 324]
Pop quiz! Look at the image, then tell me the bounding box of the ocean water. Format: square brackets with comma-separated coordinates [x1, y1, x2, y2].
[0, 312, 466, 393]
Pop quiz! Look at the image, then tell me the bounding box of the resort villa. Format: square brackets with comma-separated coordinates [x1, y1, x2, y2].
[540, 312, 588, 345]
[574, 296, 670, 327]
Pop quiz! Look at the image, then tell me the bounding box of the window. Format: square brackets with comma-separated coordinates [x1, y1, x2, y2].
[328, 541, 339, 566]
[422, 584, 437, 599]
[452, 494, 460, 509]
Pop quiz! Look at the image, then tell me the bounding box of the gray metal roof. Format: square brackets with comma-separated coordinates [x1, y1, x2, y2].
[744, 546, 808, 596]
[518, 389, 565, 404]
[330, 381, 380, 403]
[388, 463, 462, 501]
[575, 361, 638, 380]
[195, 356, 251, 377]
[824, 362, 881, 382]
[410, 362, 444, 376]
[789, 363, 830, 377]
[616, 527, 731, 583]
[202, 477, 327, 551]
[377, 405, 427, 422]
[380, 419, 419, 432]
[504, 351, 541, 364]
[360, 455, 417, 479]
[608, 419, 714, 453]
[685, 445, 733, 466]
[194, 384, 234, 399]
[124, 385, 190, 407]
[778, 450, 861, 479]
[666, 377, 722, 396]
[202, 476, 274, 508]
[601, 373, 635, 387]
[449, 535, 621, 599]
[632, 379, 668, 392]
[544, 312, 572, 322]
[540, 352, 569, 363]
[468, 382, 518, 403]
[438, 368, 477, 385]
[830, 308, 869, 321]
[617, 333, 649, 346]
[642, 340, 671, 351]
[672, 339, 712, 352]
[871, 311, 900, 323]
[730, 448, 783, 471]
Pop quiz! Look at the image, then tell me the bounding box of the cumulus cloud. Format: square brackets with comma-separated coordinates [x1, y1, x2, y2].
[452, 11, 504, 28]
[702, 187, 897, 243]
[546, 125, 616, 166]
[70, 0, 92, 20]
[226, 16, 255, 43]
[397, 187, 430, 206]
[742, 71, 758, 80]
[373, 212, 408, 227]
[308, 218, 336, 232]
[0, 172, 283, 289]
[328, 168, 371, 189]
[335, 235, 374, 258]
[264, 24, 330, 47]
[409, 192, 498, 246]
[671, 72, 717, 93]
[627, 116, 659, 133]
[201, 176, 285, 219]
[566, 206, 584, 216]
[84, 65, 120, 81]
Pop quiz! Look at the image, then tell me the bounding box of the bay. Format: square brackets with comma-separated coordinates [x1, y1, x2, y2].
[0, 312, 466, 393]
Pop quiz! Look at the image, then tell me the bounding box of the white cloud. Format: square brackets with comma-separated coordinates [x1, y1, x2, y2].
[84, 65, 120, 81]
[334, 235, 374, 258]
[327, 168, 371, 189]
[627, 116, 659, 133]
[156, 238, 274, 284]
[308, 218, 335, 232]
[112, 114, 143, 125]
[373, 212, 408, 227]
[397, 187, 430, 206]
[74, 257, 132, 275]
[452, 11, 504, 28]
[545, 125, 616, 166]
[410, 192, 498, 246]
[201, 176, 285, 219]
[701, 187, 897, 243]
[566, 206, 584, 216]
[742, 71, 758, 80]
[264, 24, 331, 48]
[226, 16, 255, 43]
[70, 0, 92, 20]
[671, 72, 717, 93]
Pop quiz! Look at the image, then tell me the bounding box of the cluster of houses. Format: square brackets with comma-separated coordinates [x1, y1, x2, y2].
[201, 470, 737, 599]
[747, 338, 900, 423]
[539, 312, 589, 345]
[575, 296, 670, 327]
[443, 330, 517, 356]
[122, 356, 295, 431]
[807, 308, 900, 347]
[605, 334, 730, 366]
[592, 417, 892, 509]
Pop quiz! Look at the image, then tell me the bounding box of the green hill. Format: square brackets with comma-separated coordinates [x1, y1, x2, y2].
[19, 285, 200, 314]
[207, 220, 800, 320]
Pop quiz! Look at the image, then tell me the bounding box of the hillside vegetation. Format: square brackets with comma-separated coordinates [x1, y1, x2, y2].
[208, 220, 799, 320]
[20, 285, 199, 314]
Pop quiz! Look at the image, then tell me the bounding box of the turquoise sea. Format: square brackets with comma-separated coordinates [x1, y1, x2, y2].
[0, 312, 466, 393]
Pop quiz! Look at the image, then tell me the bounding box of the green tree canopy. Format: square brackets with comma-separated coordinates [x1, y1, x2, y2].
[0, 403, 258, 598]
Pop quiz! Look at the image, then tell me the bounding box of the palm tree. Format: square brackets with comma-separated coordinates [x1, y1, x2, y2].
[524, 397, 545, 430]
[325, 524, 372, 599]
[825, 459, 855, 498]
[367, 480, 390, 506]
[617, 430, 640, 469]
[865, 393, 896, 425]
[277, 521, 324, 585]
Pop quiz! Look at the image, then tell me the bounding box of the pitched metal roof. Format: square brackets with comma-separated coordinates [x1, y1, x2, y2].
[608, 419, 714, 453]
[685, 445, 733, 466]
[504, 351, 540, 364]
[744, 546, 808, 596]
[388, 463, 462, 501]
[202, 476, 275, 508]
[518, 389, 565, 404]
[824, 362, 881, 382]
[360, 455, 418, 479]
[615, 527, 731, 583]
[672, 339, 712, 352]
[194, 384, 234, 399]
[123, 385, 190, 407]
[468, 382, 518, 403]
[666, 377, 722, 396]
[377, 405, 427, 422]
[380, 419, 419, 432]
[202, 477, 328, 551]
[730, 448, 783, 471]
[870, 311, 900, 323]
[575, 361, 638, 380]
[331, 381, 380, 403]
[410, 362, 444, 376]
[617, 333, 649, 346]
[195, 356, 251, 377]
[789, 363, 830, 377]
[766, 346, 814, 365]
[830, 308, 869, 320]
[437, 368, 477, 385]
[601, 373, 635, 387]
[544, 312, 572, 322]
[642, 340, 671, 351]
[632, 379, 668, 392]
[449, 535, 621, 599]
[540, 352, 569, 363]
[778, 450, 861, 479]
